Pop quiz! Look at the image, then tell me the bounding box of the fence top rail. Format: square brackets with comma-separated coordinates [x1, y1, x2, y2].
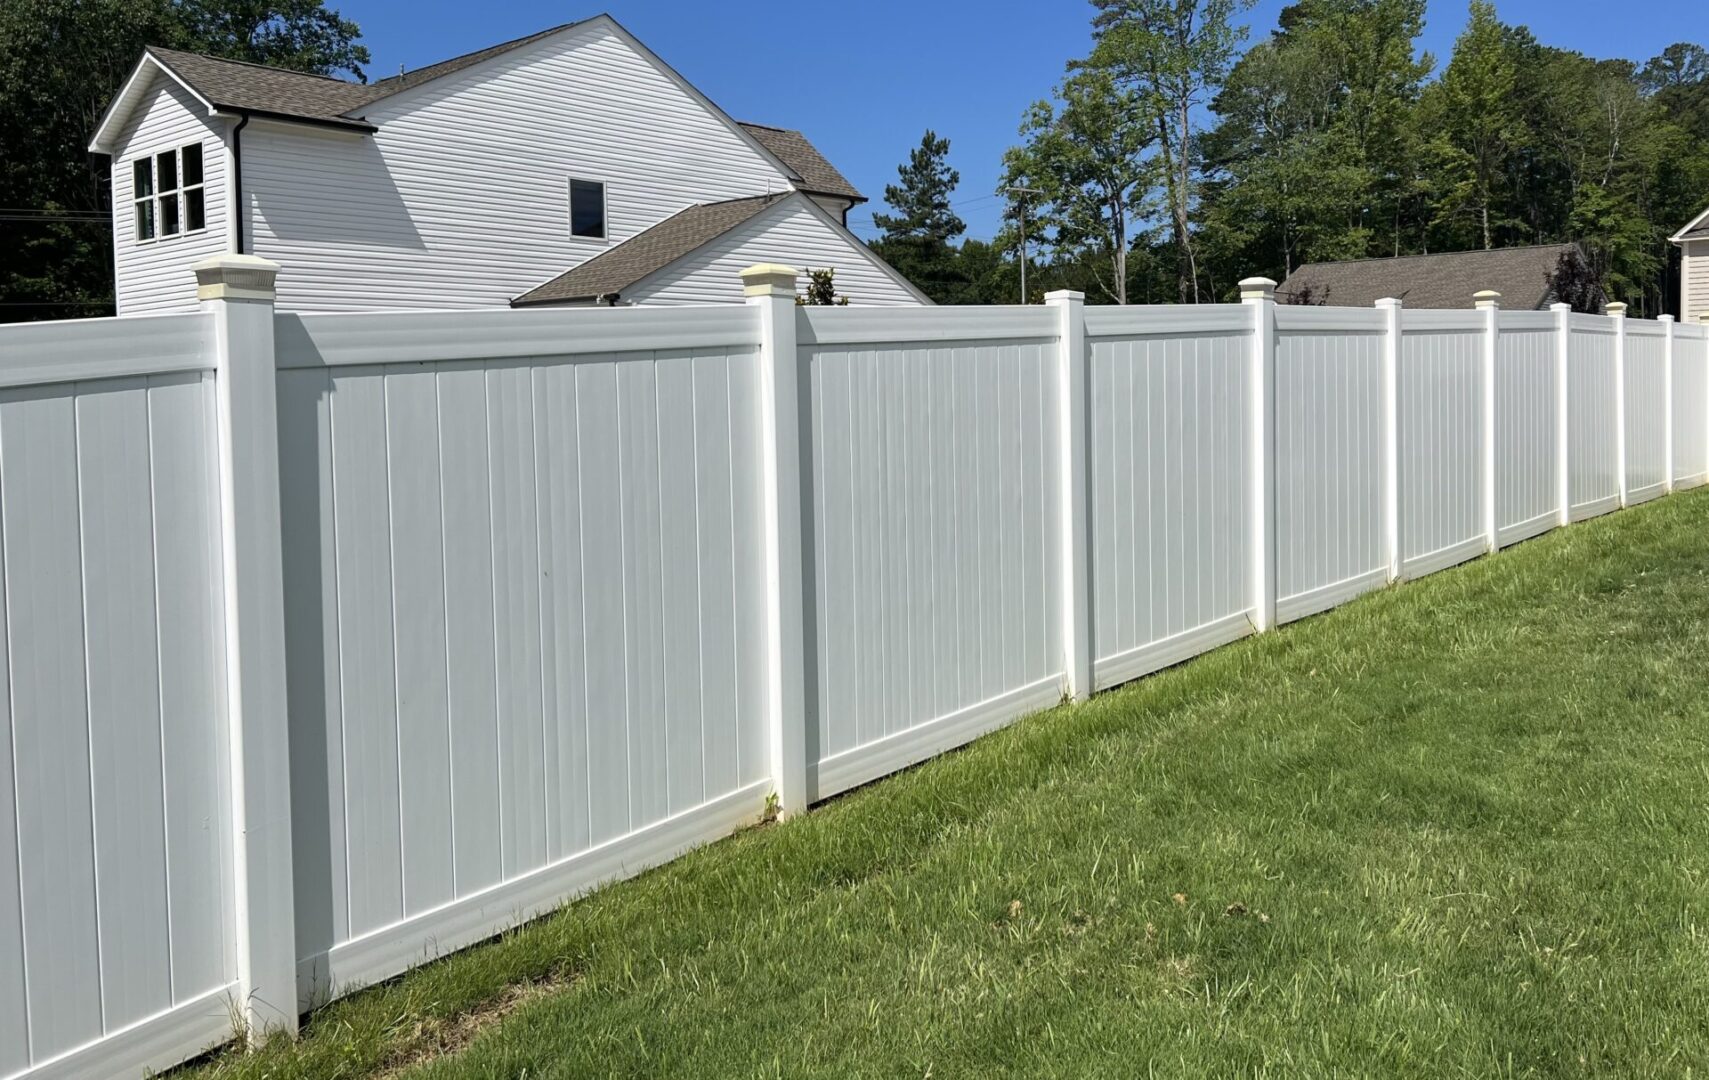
[1083, 303, 1249, 339]
[797, 305, 1057, 348]
[1679, 322, 1709, 341]
[1274, 305, 1386, 334]
[1400, 309, 1484, 332]
[275, 304, 760, 369]
[1497, 310, 1557, 332]
[0, 310, 213, 389]
[1624, 320, 1666, 338]
[1568, 312, 1616, 333]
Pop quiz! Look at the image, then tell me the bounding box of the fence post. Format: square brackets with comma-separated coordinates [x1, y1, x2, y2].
[1662, 314, 1676, 493]
[742, 264, 810, 816]
[1242, 278, 1278, 631]
[1553, 302, 1572, 526]
[1377, 297, 1403, 580]
[1046, 290, 1092, 700]
[1608, 302, 1628, 507]
[193, 254, 297, 1040]
[1475, 291, 1501, 550]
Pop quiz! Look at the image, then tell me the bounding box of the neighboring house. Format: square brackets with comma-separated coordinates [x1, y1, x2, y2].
[88, 16, 928, 314]
[1671, 206, 1709, 323]
[1278, 243, 1588, 309]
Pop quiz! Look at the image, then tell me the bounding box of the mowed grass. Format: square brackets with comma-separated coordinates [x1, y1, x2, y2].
[189, 489, 1709, 1079]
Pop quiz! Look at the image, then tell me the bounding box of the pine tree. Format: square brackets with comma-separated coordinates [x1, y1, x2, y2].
[869, 131, 966, 300]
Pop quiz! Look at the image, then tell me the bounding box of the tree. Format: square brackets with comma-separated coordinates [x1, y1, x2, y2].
[867, 130, 965, 302]
[1002, 68, 1154, 303]
[795, 267, 850, 306]
[0, 0, 370, 322]
[1087, 0, 1251, 301]
[173, 0, 369, 78]
[1417, 0, 1522, 250]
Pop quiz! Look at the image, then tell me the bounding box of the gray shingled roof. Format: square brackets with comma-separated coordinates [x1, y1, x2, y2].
[1679, 222, 1709, 242]
[738, 123, 863, 201]
[512, 194, 788, 306]
[1278, 244, 1582, 309]
[145, 46, 383, 129]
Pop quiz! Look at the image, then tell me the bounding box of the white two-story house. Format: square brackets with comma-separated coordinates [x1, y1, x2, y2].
[88, 15, 928, 314]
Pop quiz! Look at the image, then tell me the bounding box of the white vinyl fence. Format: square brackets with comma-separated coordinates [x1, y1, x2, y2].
[1, 260, 1706, 1080]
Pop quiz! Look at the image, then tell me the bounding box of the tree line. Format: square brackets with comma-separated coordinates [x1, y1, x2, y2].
[869, 0, 1709, 314]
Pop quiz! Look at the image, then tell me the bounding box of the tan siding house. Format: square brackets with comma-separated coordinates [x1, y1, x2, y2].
[1672, 207, 1709, 323]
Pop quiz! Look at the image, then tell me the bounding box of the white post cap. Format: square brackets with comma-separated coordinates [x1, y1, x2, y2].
[1374, 297, 1402, 308]
[740, 263, 798, 298]
[1660, 314, 1675, 323]
[1605, 301, 1628, 317]
[192, 253, 280, 301]
[1550, 302, 1572, 312]
[1239, 277, 1277, 301]
[1043, 289, 1085, 303]
[1473, 290, 1501, 309]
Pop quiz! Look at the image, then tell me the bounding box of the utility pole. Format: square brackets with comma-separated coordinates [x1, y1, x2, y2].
[1008, 186, 1042, 303]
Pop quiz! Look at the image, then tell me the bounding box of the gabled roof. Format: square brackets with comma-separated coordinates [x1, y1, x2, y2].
[1278, 244, 1582, 310]
[737, 123, 863, 202]
[1672, 204, 1709, 243]
[367, 21, 584, 95]
[512, 194, 790, 305]
[145, 46, 385, 126]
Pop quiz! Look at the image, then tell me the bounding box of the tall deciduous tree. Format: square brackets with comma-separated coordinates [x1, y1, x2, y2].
[1087, 0, 1250, 301]
[1418, 0, 1522, 250]
[1002, 69, 1154, 303]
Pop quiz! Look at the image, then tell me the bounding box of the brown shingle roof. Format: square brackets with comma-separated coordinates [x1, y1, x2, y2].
[512, 194, 789, 306]
[737, 123, 863, 201]
[145, 46, 383, 129]
[1278, 244, 1582, 310]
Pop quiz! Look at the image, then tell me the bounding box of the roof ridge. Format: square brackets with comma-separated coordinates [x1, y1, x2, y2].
[736, 120, 795, 133]
[147, 45, 369, 87]
[1293, 242, 1577, 270]
[368, 20, 583, 91]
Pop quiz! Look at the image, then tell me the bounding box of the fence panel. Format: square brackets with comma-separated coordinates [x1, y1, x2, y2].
[1273, 307, 1386, 621]
[0, 315, 233, 1080]
[274, 308, 773, 1006]
[1676, 323, 1709, 488]
[1567, 315, 1620, 519]
[1398, 311, 1484, 575]
[1494, 312, 1559, 545]
[1084, 307, 1252, 688]
[1625, 322, 1668, 503]
[800, 307, 1064, 799]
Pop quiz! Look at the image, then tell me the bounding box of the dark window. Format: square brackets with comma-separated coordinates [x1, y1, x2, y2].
[181, 143, 203, 187]
[132, 141, 206, 243]
[569, 179, 605, 239]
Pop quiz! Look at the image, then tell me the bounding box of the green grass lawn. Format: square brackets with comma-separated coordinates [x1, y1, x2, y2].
[193, 490, 1709, 1079]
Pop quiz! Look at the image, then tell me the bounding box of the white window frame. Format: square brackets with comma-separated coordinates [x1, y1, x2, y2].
[133, 142, 207, 245]
[567, 177, 608, 242]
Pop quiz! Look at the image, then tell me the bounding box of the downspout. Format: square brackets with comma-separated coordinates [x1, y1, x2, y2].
[230, 112, 250, 253]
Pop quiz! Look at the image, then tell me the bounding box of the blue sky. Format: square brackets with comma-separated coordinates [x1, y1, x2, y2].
[348, 0, 1703, 244]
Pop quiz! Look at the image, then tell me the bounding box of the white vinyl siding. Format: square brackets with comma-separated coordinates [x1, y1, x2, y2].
[624, 195, 922, 307]
[1685, 239, 1709, 324]
[111, 75, 229, 315]
[243, 20, 797, 312]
